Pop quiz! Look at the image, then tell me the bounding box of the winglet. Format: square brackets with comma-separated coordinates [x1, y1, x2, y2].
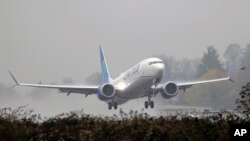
[8, 71, 19, 85]
[227, 66, 234, 83]
[99, 45, 111, 83]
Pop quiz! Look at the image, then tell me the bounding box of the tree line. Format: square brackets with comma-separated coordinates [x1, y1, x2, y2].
[157, 44, 250, 110]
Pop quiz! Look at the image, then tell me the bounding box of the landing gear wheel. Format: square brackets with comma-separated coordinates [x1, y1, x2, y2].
[108, 102, 112, 110]
[150, 101, 154, 109]
[144, 101, 149, 109]
[108, 101, 118, 110]
[114, 102, 118, 110]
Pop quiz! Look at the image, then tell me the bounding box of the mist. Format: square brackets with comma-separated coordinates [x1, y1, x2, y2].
[1, 0, 250, 117]
[1, 44, 249, 117]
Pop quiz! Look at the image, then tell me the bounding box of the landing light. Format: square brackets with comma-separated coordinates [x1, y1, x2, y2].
[117, 82, 127, 90]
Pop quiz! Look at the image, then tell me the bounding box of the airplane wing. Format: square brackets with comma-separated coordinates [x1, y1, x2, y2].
[153, 75, 232, 92]
[177, 76, 231, 91]
[9, 71, 98, 95]
[153, 67, 233, 92]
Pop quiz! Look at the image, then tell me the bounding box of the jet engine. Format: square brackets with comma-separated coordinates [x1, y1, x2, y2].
[160, 82, 179, 99]
[97, 83, 116, 101]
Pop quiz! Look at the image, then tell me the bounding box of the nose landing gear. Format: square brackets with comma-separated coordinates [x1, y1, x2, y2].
[144, 77, 158, 109]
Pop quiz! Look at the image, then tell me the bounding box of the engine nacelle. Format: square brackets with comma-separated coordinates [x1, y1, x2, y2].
[160, 82, 179, 99]
[97, 83, 115, 101]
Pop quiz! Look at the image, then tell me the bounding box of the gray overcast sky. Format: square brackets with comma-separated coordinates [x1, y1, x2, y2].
[0, 0, 250, 116]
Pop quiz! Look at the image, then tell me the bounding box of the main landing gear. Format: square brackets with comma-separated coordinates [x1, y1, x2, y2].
[144, 97, 154, 109]
[108, 101, 118, 110]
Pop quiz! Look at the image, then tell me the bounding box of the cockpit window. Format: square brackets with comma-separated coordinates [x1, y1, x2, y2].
[148, 61, 163, 65]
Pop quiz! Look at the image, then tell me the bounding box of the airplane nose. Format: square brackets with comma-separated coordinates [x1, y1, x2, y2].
[155, 63, 164, 70]
[154, 63, 164, 79]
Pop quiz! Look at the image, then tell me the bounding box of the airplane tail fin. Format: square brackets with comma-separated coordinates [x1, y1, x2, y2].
[99, 45, 111, 83]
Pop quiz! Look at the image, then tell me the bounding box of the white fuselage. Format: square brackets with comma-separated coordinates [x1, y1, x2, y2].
[108, 58, 165, 105]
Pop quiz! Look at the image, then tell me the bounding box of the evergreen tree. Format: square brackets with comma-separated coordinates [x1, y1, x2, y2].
[236, 82, 250, 119]
[224, 43, 242, 74]
[241, 44, 250, 68]
[197, 46, 224, 77]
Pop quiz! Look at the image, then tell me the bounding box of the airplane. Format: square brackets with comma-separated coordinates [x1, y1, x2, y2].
[9, 46, 232, 110]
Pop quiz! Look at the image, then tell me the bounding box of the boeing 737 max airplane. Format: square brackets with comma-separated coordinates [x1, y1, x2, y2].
[9, 46, 232, 110]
